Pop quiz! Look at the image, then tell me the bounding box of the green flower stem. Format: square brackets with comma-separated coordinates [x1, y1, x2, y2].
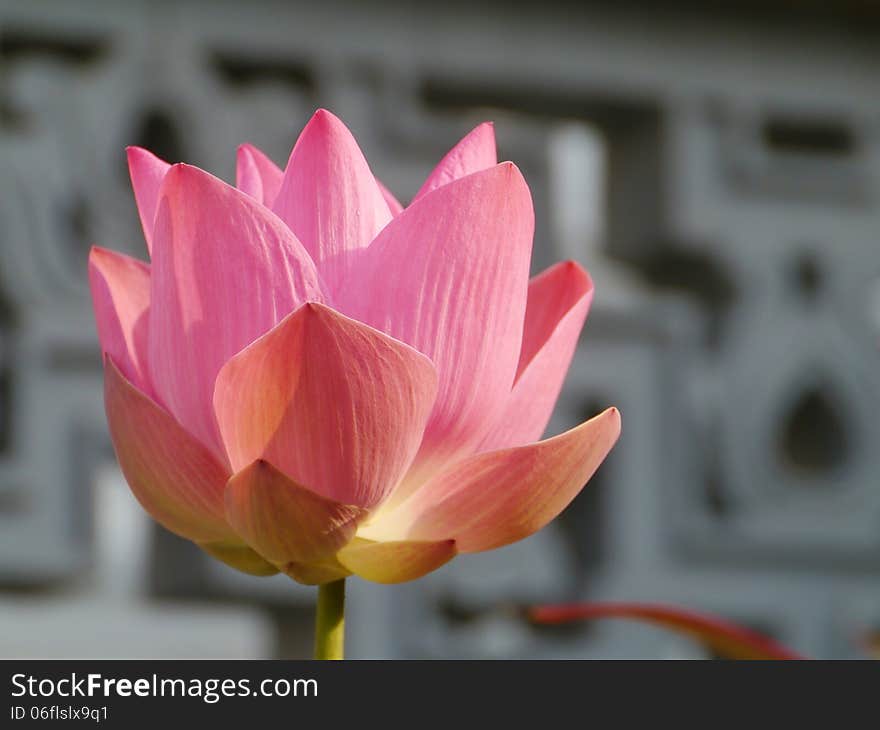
[314, 578, 346, 660]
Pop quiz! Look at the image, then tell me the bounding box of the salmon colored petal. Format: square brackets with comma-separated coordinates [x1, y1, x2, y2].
[103, 358, 234, 544]
[236, 143, 283, 207]
[127, 146, 171, 256]
[272, 109, 392, 295]
[376, 178, 404, 215]
[367, 407, 620, 552]
[224, 460, 365, 567]
[529, 603, 806, 660]
[199, 541, 280, 576]
[479, 262, 593, 451]
[148, 163, 325, 456]
[412, 122, 496, 202]
[337, 538, 456, 584]
[88, 246, 152, 395]
[338, 163, 533, 500]
[213, 302, 438, 508]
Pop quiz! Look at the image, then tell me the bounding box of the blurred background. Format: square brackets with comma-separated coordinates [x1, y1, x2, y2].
[2, 0, 880, 659]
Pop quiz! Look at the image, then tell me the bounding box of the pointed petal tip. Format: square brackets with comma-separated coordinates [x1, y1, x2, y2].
[312, 107, 339, 122]
[88, 244, 110, 264]
[556, 260, 594, 300]
[158, 161, 185, 188]
[499, 159, 520, 178]
[302, 108, 347, 137]
[166, 161, 192, 175]
[480, 161, 528, 196]
[159, 162, 240, 202]
[412, 122, 500, 201]
[470, 120, 496, 138]
[560, 258, 593, 281]
[235, 144, 252, 162]
[127, 147, 173, 256]
[602, 405, 622, 432]
[236, 142, 273, 162]
[88, 244, 149, 268]
[126, 145, 169, 166]
[275, 108, 389, 294]
[578, 405, 622, 445]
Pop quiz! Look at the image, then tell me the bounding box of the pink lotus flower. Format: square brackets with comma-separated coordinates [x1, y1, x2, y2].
[89, 109, 620, 585]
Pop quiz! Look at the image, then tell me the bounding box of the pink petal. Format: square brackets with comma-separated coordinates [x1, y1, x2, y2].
[368, 407, 620, 552]
[412, 122, 496, 202]
[479, 262, 593, 451]
[337, 163, 533, 497]
[337, 538, 456, 584]
[224, 460, 365, 567]
[88, 246, 152, 395]
[376, 178, 404, 215]
[148, 163, 325, 456]
[103, 357, 234, 544]
[272, 109, 392, 295]
[127, 146, 171, 256]
[236, 143, 283, 207]
[213, 302, 438, 508]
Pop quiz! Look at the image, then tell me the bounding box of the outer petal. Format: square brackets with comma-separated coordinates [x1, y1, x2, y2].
[224, 460, 365, 567]
[127, 146, 171, 255]
[213, 302, 438, 508]
[148, 163, 325, 455]
[337, 538, 456, 584]
[199, 542, 280, 576]
[376, 178, 404, 216]
[412, 122, 496, 202]
[337, 163, 533, 497]
[103, 358, 235, 544]
[365, 407, 620, 553]
[272, 109, 392, 295]
[236, 143, 283, 207]
[284, 560, 350, 586]
[88, 246, 151, 394]
[479, 262, 593, 451]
